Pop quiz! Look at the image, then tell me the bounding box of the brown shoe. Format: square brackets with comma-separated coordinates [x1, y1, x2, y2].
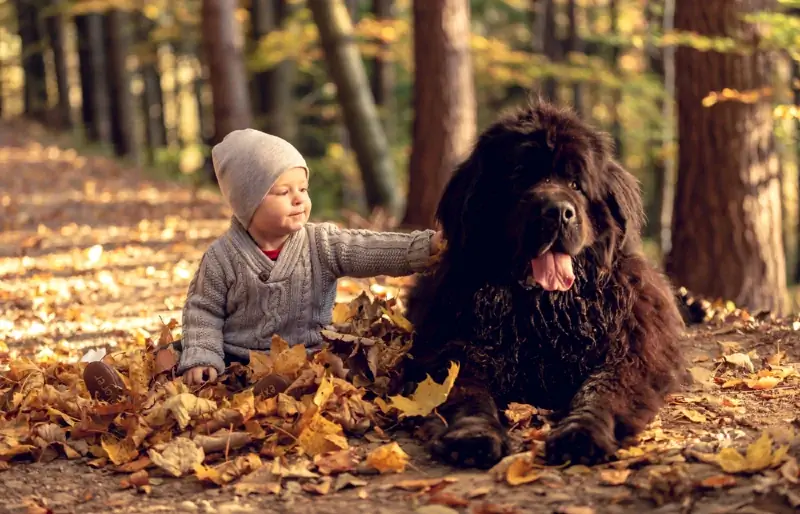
[83, 361, 127, 403]
[252, 374, 290, 398]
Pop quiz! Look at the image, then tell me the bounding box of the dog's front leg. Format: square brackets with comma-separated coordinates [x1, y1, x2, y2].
[422, 377, 510, 469]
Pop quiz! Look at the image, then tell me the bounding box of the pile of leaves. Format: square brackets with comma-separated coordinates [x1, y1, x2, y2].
[0, 292, 460, 495]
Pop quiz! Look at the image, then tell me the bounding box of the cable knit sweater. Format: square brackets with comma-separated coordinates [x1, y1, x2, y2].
[177, 217, 435, 374]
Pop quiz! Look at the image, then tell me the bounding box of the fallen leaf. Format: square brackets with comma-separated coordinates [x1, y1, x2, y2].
[387, 361, 460, 418]
[598, 468, 630, 485]
[428, 492, 470, 508]
[780, 457, 799, 484]
[302, 476, 333, 495]
[505, 455, 541, 486]
[688, 366, 715, 388]
[195, 453, 262, 486]
[313, 448, 359, 475]
[366, 442, 409, 474]
[698, 474, 736, 488]
[391, 477, 457, 491]
[676, 407, 707, 424]
[148, 437, 205, 477]
[723, 353, 754, 372]
[715, 432, 789, 474]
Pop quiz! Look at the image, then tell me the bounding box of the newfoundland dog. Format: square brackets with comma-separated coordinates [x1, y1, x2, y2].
[403, 101, 686, 469]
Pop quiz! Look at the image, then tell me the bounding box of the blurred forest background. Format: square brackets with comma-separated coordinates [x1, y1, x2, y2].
[2, 0, 800, 315]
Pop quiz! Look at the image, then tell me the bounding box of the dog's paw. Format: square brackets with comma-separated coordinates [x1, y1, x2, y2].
[428, 415, 509, 469]
[545, 412, 617, 466]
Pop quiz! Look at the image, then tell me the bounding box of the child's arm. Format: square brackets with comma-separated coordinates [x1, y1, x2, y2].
[177, 246, 228, 376]
[314, 223, 438, 278]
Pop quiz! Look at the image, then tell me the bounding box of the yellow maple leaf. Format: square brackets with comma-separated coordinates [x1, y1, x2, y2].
[331, 302, 355, 324]
[247, 351, 274, 381]
[716, 432, 789, 473]
[297, 412, 349, 456]
[380, 307, 413, 333]
[272, 340, 309, 378]
[100, 434, 140, 466]
[148, 437, 205, 477]
[387, 361, 460, 418]
[366, 442, 409, 474]
[158, 393, 217, 430]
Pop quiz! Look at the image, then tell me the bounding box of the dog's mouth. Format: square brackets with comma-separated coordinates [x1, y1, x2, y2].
[524, 250, 575, 291]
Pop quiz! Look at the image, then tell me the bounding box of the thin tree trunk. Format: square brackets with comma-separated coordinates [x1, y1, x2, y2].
[794, 57, 800, 282]
[667, 0, 787, 315]
[308, 0, 398, 214]
[75, 14, 111, 143]
[565, 0, 582, 115]
[137, 13, 167, 163]
[371, 0, 395, 143]
[251, 0, 298, 142]
[201, 0, 253, 147]
[403, 0, 476, 228]
[540, 0, 559, 101]
[609, 0, 623, 157]
[16, 0, 48, 120]
[44, 4, 71, 129]
[104, 10, 138, 159]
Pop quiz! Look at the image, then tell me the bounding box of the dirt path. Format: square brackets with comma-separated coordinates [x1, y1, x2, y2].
[1, 122, 799, 514]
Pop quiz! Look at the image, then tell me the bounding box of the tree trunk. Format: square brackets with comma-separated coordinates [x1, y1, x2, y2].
[608, 0, 623, 157]
[16, 0, 48, 120]
[370, 0, 395, 143]
[251, 0, 298, 142]
[44, 4, 71, 129]
[104, 10, 138, 159]
[565, 0, 582, 115]
[403, 0, 476, 228]
[666, 0, 787, 315]
[74, 14, 111, 143]
[539, 0, 560, 101]
[201, 0, 253, 146]
[137, 13, 167, 163]
[308, 0, 398, 214]
[794, 57, 800, 282]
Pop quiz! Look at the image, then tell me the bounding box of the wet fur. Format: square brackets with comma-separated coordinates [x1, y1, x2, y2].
[404, 101, 686, 469]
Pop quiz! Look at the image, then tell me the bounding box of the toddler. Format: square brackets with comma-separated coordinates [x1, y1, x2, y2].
[83, 129, 441, 401]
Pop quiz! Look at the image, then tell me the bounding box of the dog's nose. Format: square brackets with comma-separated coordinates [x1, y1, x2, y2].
[545, 201, 577, 225]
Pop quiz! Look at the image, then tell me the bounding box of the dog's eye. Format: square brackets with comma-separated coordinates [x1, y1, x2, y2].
[569, 181, 579, 190]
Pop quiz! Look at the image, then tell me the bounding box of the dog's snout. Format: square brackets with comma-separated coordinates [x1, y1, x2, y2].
[545, 200, 577, 225]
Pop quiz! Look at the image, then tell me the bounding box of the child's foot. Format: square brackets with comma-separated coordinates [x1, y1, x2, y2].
[83, 361, 127, 403]
[252, 374, 290, 398]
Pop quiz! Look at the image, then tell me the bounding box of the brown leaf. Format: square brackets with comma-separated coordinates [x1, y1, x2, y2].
[302, 476, 333, 495]
[698, 474, 736, 488]
[504, 403, 538, 425]
[195, 453, 262, 486]
[428, 492, 470, 508]
[780, 457, 799, 484]
[676, 407, 707, 424]
[193, 432, 252, 454]
[313, 448, 360, 475]
[391, 477, 457, 491]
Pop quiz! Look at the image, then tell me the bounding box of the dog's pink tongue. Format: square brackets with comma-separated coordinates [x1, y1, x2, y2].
[531, 252, 575, 291]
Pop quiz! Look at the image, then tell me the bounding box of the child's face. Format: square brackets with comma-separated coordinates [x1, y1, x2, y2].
[250, 167, 311, 238]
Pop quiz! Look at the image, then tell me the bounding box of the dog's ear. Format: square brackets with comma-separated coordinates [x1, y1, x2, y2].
[435, 148, 483, 249]
[604, 159, 645, 248]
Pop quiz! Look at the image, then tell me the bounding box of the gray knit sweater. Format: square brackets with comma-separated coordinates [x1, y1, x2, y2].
[177, 217, 434, 374]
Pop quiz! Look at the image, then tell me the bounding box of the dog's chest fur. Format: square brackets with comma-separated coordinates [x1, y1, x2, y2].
[459, 279, 626, 409]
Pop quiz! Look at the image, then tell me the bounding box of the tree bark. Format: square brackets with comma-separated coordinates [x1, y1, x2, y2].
[137, 13, 167, 163]
[75, 14, 111, 143]
[565, 0, 582, 115]
[403, 0, 476, 229]
[667, 0, 787, 315]
[308, 0, 398, 214]
[370, 0, 395, 143]
[201, 0, 253, 146]
[608, 0, 623, 156]
[251, 0, 298, 142]
[44, 3, 71, 129]
[104, 10, 138, 159]
[16, 0, 48, 120]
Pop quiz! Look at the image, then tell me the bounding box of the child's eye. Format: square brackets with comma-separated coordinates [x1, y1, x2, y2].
[300, 187, 308, 193]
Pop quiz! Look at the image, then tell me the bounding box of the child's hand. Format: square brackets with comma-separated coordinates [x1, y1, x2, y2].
[184, 366, 218, 385]
[431, 230, 445, 255]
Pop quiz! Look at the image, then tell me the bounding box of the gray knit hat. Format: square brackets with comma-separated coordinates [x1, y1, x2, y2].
[211, 129, 309, 229]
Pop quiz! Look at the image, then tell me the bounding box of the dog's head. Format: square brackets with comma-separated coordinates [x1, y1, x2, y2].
[436, 100, 645, 291]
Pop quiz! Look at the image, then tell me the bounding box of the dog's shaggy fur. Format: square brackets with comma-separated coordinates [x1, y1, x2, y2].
[403, 101, 686, 469]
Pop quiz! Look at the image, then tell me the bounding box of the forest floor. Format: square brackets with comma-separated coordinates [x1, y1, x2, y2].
[1, 121, 800, 514]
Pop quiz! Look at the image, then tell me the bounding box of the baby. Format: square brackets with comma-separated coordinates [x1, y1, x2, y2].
[83, 129, 441, 401]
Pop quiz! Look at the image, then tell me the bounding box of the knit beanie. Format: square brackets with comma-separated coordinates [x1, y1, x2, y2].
[211, 129, 309, 229]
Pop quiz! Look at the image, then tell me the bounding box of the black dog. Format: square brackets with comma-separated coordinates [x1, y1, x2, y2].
[404, 101, 686, 469]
